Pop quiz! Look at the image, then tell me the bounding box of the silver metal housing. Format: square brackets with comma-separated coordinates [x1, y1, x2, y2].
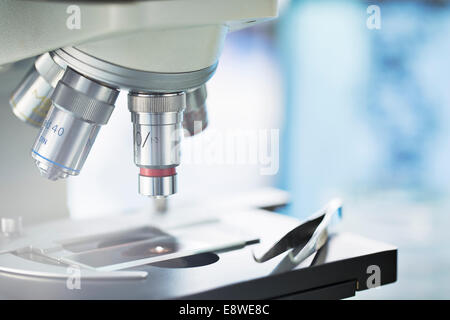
[183, 84, 208, 136]
[53, 48, 217, 92]
[139, 175, 177, 198]
[128, 92, 186, 197]
[9, 53, 64, 127]
[31, 68, 119, 180]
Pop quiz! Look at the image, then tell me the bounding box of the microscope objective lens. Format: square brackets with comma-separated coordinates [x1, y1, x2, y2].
[10, 53, 64, 128]
[128, 92, 186, 197]
[31, 67, 119, 180]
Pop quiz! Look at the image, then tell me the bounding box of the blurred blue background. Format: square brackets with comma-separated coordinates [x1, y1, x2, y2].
[273, 0, 450, 299]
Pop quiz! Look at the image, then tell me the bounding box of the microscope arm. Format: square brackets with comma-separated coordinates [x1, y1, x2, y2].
[0, 0, 278, 72]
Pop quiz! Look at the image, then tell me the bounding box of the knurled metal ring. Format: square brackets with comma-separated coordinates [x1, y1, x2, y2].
[128, 92, 186, 114]
[52, 83, 115, 124]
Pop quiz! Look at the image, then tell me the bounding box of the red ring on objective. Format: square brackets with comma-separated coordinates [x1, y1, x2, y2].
[140, 168, 176, 177]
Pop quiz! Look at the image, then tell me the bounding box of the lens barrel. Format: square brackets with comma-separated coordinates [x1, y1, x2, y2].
[10, 53, 64, 127]
[183, 85, 208, 136]
[31, 68, 119, 180]
[128, 92, 186, 197]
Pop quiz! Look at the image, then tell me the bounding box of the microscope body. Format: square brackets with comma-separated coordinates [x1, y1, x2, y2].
[1, 0, 278, 198]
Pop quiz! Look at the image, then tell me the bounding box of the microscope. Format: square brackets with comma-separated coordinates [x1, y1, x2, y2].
[0, 0, 397, 299]
[5, 0, 278, 199]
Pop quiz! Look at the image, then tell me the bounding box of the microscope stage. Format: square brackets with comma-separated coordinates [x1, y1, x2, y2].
[0, 200, 397, 299]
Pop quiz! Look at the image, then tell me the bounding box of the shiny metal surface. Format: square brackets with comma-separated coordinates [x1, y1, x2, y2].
[0, 203, 264, 275]
[0, 253, 148, 280]
[9, 53, 64, 127]
[253, 198, 343, 265]
[31, 68, 119, 180]
[35, 53, 64, 88]
[183, 85, 208, 136]
[128, 92, 185, 197]
[32, 106, 101, 180]
[139, 175, 177, 197]
[288, 199, 342, 264]
[52, 67, 118, 123]
[0, 196, 397, 299]
[131, 112, 183, 167]
[54, 47, 217, 92]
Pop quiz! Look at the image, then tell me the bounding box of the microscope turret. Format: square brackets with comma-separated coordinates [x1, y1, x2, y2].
[2, 0, 278, 198]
